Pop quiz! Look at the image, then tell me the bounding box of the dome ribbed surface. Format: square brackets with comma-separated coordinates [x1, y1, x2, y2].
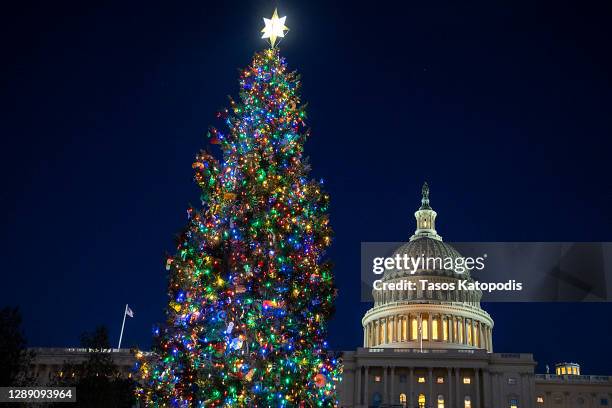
[382, 237, 469, 280]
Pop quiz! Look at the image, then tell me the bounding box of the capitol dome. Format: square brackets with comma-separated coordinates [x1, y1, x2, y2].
[363, 183, 494, 351]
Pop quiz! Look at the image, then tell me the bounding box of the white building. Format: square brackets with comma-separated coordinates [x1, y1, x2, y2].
[337, 183, 612, 408]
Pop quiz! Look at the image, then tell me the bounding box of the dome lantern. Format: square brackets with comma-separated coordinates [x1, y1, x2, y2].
[411, 182, 442, 241]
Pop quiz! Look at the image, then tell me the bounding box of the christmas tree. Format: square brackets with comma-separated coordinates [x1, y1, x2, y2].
[137, 10, 341, 408]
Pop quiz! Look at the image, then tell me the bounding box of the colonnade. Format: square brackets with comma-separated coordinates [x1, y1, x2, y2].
[363, 313, 493, 351]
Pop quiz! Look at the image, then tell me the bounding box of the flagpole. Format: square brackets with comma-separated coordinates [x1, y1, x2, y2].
[419, 317, 423, 353]
[117, 304, 128, 350]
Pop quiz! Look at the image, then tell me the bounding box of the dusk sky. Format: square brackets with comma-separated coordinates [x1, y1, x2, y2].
[2, 0, 611, 374]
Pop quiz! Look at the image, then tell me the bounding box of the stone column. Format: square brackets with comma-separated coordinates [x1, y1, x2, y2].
[455, 368, 461, 408]
[482, 326, 488, 351]
[497, 373, 504, 408]
[364, 366, 369, 407]
[449, 316, 454, 343]
[390, 366, 395, 405]
[520, 373, 527, 408]
[407, 314, 411, 341]
[383, 318, 387, 344]
[527, 374, 535, 408]
[483, 369, 491, 408]
[428, 368, 433, 407]
[384, 366, 388, 404]
[355, 366, 362, 406]
[479, 324, 484, 349]
[447, 367, 452, 408]
[397, 315, 401, 342]
[475, 368, 481, 408]
[409, 367, 414, 408]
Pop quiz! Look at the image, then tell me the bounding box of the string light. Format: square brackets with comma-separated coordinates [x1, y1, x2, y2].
[136, 46, 341, 407]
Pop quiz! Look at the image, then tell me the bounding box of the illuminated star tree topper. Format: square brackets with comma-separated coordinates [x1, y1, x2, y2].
[261, 8, 289, 48]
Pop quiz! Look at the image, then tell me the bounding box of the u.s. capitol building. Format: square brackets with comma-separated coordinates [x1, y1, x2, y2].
[336, 183, 612, 408]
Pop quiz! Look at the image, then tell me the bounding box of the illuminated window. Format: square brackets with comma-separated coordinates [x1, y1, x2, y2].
[467, 322, 473, 345]
[432, 319, 439, 340]
[474, 324, 479, 346]
[463, 377, 471, 384]
[443, 318, 449, 341]
[418, 393, 426, 408]
[572, 367, 578, 375]
[402, 318, 407, 341]
[458, 320, 463, 343]
[437, 377, 444, 384]
[464, 396, 471, 408]
[412, 318, 418, 340]
[399, 393, 407, 406]
[418, 377, 426, 383]
[537, 396, 544, 404]
[509, 398, 518, 408]
[561, 367, 566, 375]
[375, 376, 381, 382]
[437, 394, 445, 408]
[423, 318, 429, 340]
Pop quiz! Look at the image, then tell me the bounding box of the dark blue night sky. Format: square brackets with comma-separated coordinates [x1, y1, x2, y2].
[1, 0, 611, 374]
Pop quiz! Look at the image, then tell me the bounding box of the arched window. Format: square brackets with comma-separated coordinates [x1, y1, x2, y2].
[437, 394, 445, 408]
[422, 318, 429, 340]
[464, 395, 472, 408]
[509, 398, 518, 408]
[411, 318, 418, 340]
[418, 393, 426, 408]
[372, 392, 382, 407]
[399, 393, 407, 407]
